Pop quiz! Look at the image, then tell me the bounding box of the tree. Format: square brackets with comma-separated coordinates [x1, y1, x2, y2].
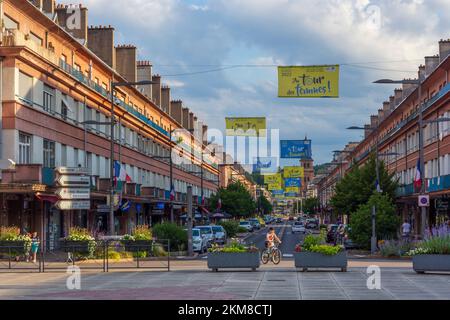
[303, 197, 319, 215]
[258, 195, 273, 215]
[349, 193, 401, 249]
[209, 182, 256, 218]
[330, 154, 399, 217]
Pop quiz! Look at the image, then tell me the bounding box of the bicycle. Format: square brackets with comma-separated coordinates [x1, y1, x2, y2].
[261, 241, 282, 265]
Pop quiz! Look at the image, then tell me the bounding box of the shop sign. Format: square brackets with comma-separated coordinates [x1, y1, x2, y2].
[55, 200, 91, 210]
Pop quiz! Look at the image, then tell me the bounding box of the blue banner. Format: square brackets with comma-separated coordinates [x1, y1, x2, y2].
[284, 178, 301, 187]
[285, 192, 298, 198]
[252, 157, 278, 174]
[280, 140, 312, 159]
[271, 189, 284, 195]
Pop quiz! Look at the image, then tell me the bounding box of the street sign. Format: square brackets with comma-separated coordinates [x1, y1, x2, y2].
[56, 188, 90, 200]
[55, 175, 90, 187]
[96, 204, 111, 213]
[55, 167, 89, 175]
[418, 195, 430, 207]
[55, 200, 91, 210]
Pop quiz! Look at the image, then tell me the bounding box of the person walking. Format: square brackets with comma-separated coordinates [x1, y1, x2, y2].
[30, 232, 40, 264]
[401, 220, 411, 242]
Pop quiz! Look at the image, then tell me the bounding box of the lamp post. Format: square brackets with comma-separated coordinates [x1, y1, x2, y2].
[108, 80, 157, 236]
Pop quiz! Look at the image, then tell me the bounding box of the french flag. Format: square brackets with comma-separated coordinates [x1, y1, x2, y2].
[414, 159, 422, 190]
[170, 185, 175, 201]
[114, 161, 132, 185]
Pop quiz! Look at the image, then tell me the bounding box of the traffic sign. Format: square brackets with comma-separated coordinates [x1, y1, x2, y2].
[418, 195, 430, 207]
[55, 167, 89, 175]
[56, 188, 90, 200]
[55, 200, 91, 210]
[55, 175, 90, 187]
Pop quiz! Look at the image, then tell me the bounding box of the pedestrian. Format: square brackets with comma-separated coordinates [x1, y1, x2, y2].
[30, 232, 40, 264]
[401, 220, 411, 242]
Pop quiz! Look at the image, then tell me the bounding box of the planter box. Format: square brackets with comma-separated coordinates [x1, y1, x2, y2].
[413, 254, 450, 273]
[207, 252, 260, 271]
[0, 241, 27, 254]
[61, 240, 92, 253]
[294, 251, 347, 272]
[122, 240, 153, 252]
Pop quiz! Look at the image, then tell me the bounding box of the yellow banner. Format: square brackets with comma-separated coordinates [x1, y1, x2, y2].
[278, 65, 339, 98]
[283, 166, 304, 178]
[225, 117, 266, 137]
[284, 186, 299, 193]
[264, 173, 282, 185]
[267, 182, 282, 191]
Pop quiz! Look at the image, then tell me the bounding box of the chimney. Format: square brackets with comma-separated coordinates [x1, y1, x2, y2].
[193, 116, 199, 139]
[378, 109, 384, 122]
[394, 88, 403, 106]
[182, 107, 190, 129]
[170, 100, 182, 124]
[152, 75, 161, 106]
[161, 86, 171, 114]
[42, 0, 55, 15]
[383, 101, 391, 118]
[389, 96, 395, 111]
[88, 26, 116, 68]
[370, 115, 378, 128]
[30, 0, 43, 10]
[425, 55, 440, 76]
[197, 120, 204, 141]
[137, 61, 152, 99]
[202, 125, 208, 145]
[402, 80, 417, 97]
[364, 124, 371, 139]
[418, 65, 426, 81]
[55, 4, 88, 45]
[115, 45, 137, 83]
[189, 112, 194, 131]
[439, 39, 450, 63]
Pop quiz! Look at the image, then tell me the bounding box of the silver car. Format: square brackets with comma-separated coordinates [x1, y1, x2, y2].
[211, 225, 227, 244]
[197, 226, 215, 246]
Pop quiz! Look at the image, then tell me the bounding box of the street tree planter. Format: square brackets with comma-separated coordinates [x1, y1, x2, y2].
[207, 252, 260, 272]
[122, 240, 153, 253]
[61, 240, 91, 253]
[0, 241, 27, 254]
[294, 251, 348, 272]
[413, 254, 450, 273]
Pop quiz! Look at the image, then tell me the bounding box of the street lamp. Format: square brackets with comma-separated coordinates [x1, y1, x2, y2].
[108, 80, 157, 236]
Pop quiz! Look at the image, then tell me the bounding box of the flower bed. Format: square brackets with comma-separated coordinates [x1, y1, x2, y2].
[0, 227, 31, 255]
[207, 240, 260, 271]
[62, 227, 96, 257]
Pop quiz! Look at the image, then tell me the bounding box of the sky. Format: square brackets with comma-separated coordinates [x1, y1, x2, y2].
[59, 0, 450, 165]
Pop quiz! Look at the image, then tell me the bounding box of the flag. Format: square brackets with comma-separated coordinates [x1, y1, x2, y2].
[414, 159, 422, 189]
[114, 161, 132, 183]
[170, 185, 175, 201]
[120, 200, 131, 212]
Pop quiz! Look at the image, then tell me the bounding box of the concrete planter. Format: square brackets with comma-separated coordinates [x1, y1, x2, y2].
[294, 251, 347, 272]
[0, 241, 28, 254]
[207, 252, 260, 271]
[122, 240, 153, 252]
[413, 254, 450, 273]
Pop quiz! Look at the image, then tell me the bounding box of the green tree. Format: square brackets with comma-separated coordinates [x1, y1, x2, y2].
[303, 197, 319, 215]
[258, 195, 273, 215]
[209, 182, 256, 218]
[349, 193, 401, 249]
[330, 154, 399, 217]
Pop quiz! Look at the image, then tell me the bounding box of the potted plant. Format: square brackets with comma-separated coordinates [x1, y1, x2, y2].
[0, 227, 32, 256]
[407, 225, 450, 273]
[62, 227, 96, 257]
[294, 234, 347, 272]
[207, 240, 260, 272]
[121, 225, 153, 253]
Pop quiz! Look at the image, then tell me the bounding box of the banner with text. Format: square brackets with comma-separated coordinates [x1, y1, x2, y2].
[283, 166, 304, 178]
[264, 173, 282, 185]
[278, 65, 340, 98]
[284, 178, 301, 188]
[267, 182, 283, 191]
[253, 157, 278, 174]
[280, 140, 312, 159]
[225, 117, 267, 137]
[284, 186, 300, 194]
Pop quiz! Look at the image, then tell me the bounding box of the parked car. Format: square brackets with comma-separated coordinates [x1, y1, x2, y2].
[305, 219, 318, 229]
[326, 224, 339, 243]
[248, 218, 261, 230]
[292, 221, 306, 234]
[196, 226, 215, 246]
[239, 221, 254, 232]
[275, 217, 283, 224]
[191, 228, 208, 253]
[211, 225, 227, 244]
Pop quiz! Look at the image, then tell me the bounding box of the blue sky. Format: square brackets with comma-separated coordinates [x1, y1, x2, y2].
[60, 0, 450, 165]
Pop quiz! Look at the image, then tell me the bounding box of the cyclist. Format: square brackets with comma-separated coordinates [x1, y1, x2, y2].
[265, 227, 282, 250]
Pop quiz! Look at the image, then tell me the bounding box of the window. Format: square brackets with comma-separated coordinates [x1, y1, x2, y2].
[4, 14, 19, 30]
[29, 32, 43, 46]
[74, 148, 79, 167]
[43, 139, 56, 168]
[61, 94, 69, 120]
[43, 84, 55, 113]
[19, 71, 33, 102]
[18, 132, 32, 164]
[61, 144, 67, 166]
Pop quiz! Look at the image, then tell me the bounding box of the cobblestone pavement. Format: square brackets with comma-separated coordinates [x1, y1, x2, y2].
[0, 264, 449, 300]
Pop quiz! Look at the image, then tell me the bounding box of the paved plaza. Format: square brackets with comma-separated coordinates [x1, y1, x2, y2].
[0, 260, 449, 300]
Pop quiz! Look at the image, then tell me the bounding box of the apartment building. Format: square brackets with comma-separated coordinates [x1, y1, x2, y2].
[319, 39, 450, 236]
[0, 0, 221, 246]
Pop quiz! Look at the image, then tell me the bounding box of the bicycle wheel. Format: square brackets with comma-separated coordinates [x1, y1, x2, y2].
[271, 248, 281, 265]
[261, 250, 270, 264]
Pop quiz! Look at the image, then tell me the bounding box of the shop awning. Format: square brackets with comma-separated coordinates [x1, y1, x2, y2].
[35, 193, 59, 203]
